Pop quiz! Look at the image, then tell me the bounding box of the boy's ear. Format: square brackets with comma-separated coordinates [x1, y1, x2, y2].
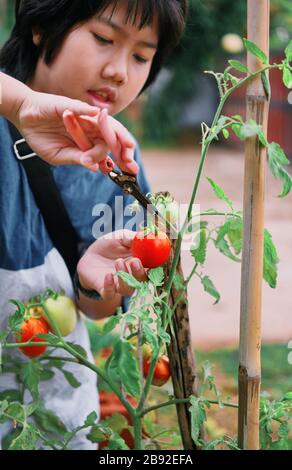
[32, 28, 42, 46]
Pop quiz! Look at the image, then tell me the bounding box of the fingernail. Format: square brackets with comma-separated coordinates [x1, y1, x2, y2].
[133, 261, 142, 271]
[126, 161, 139, 174]
[116, 260, 124, 271]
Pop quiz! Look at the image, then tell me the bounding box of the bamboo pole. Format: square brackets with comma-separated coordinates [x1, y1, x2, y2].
[238, 0, 270, 450]
[157, 192, 199, 450]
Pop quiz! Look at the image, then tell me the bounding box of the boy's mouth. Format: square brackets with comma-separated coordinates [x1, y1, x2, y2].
[87, 89, 117, 110]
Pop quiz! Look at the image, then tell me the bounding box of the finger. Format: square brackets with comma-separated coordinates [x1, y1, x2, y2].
[115, 259, 134, 296]
[76, 114, 103, 139]
[63, 110, 93, 151]
[127, 258, 148, 282]
[89, 110, 138, 174]
[81, 143, 109, 165]
[107, 116, 136, 148]
[100, 273, 117, 301]
[58, 99, 100, 118]
[98, 109, 121, 161]
[47, 145, 99, 172]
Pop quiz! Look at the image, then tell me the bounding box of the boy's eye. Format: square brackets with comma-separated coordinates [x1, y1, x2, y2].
[134, 55, 149, 64]
[94, 33, 112, 45]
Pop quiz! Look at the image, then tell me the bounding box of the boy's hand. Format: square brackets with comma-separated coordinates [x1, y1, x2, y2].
[76, 109, 138, 174]
[77, 230, 147, 301]
[17, 89, 138, 173]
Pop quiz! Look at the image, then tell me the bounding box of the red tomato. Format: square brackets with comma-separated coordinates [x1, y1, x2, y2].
[132, 230, 171, 268]
[16, 317, 50, 358]
[143, 355, 171, 387]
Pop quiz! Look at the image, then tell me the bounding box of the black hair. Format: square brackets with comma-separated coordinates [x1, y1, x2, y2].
[0, 0, 188, 93]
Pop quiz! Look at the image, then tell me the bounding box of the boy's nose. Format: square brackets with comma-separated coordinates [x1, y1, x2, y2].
[101, 54, 128, 86]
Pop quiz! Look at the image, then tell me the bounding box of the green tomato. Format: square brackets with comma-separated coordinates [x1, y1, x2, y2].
[43, 295, 77, 337]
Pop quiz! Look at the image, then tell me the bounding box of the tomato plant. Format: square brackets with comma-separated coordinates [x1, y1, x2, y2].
[131, 230, 171, 268]
[143, 355, 171, 387]
[16, 316, 50, 358]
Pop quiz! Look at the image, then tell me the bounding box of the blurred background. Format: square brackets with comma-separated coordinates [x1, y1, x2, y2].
[1, 0, 291, 442]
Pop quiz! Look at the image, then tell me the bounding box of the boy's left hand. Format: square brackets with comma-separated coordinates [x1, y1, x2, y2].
[77, 230, 147, 301]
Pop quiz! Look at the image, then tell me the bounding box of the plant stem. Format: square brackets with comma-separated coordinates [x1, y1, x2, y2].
[162, 63, 279, 320]
[132, 413, 143, 450]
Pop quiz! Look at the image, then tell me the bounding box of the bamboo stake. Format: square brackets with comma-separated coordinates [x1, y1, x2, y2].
[157, 192, 199, 450]
[238, 0, 270, 450]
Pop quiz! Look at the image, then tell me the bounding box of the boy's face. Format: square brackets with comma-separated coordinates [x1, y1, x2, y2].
[30, 4, 158, 116]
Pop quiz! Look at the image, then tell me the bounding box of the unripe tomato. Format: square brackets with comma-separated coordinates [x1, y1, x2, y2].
[132, 230, 171, 269]
[16, 317, 50, 358]
[129, 336, 153, 359]
[143, 355, 171, 387]
[42, 295, 77, 337]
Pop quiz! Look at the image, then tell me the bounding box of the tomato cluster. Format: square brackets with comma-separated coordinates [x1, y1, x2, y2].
[16, 295, 77, 358]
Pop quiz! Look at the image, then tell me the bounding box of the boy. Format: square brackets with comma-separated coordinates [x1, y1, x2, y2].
[0, 0, 188, 449]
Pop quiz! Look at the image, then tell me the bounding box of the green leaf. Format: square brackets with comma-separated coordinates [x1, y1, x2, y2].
[34, 405, 67, 435]
[61, 369, 81, 388]
[283, 66, 292, 89]
[110, 341, 141, 397]
[102, 413, 129, 434]
[203, 438, 223, 450]
[228, 60, 249, 73]
[214, 220, 242, 262]
[263, 228, 279, 288]
[282, 392, 292, 401]
[0, 390, 22, 403]
[66, 342, 88, 359]
[238, 119, 262, 140]
[9, 424, 37, 450]
[6, 402, 25, 422]
[84, 411, 98, 427]
[206, 177, 233, 209]
[261, 71, 271, 100]
[267, 142, 292, 197]
[189, 396, 207, 445]
[222, 128, 229, 139]
[173, 272, 185, 291]
[148, 267, 165, 287]
[201, 276, 220, 304]
[243, 38, 268, 64]
[258, 130, 268, 147]
[37, 334, 60, 347]
[39, 369, 55, 381]
[102, 315, 120, 335]
[191, 229, 207, 265]
[87, 424, 110, 443]
[107, 433, 130, 450]
[8, 300, 26, 332]
[284, 40, 292, 62]
[20, 361, 42, 401]
[116, 271, 142, 290]
[226, 218, 243, 255]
